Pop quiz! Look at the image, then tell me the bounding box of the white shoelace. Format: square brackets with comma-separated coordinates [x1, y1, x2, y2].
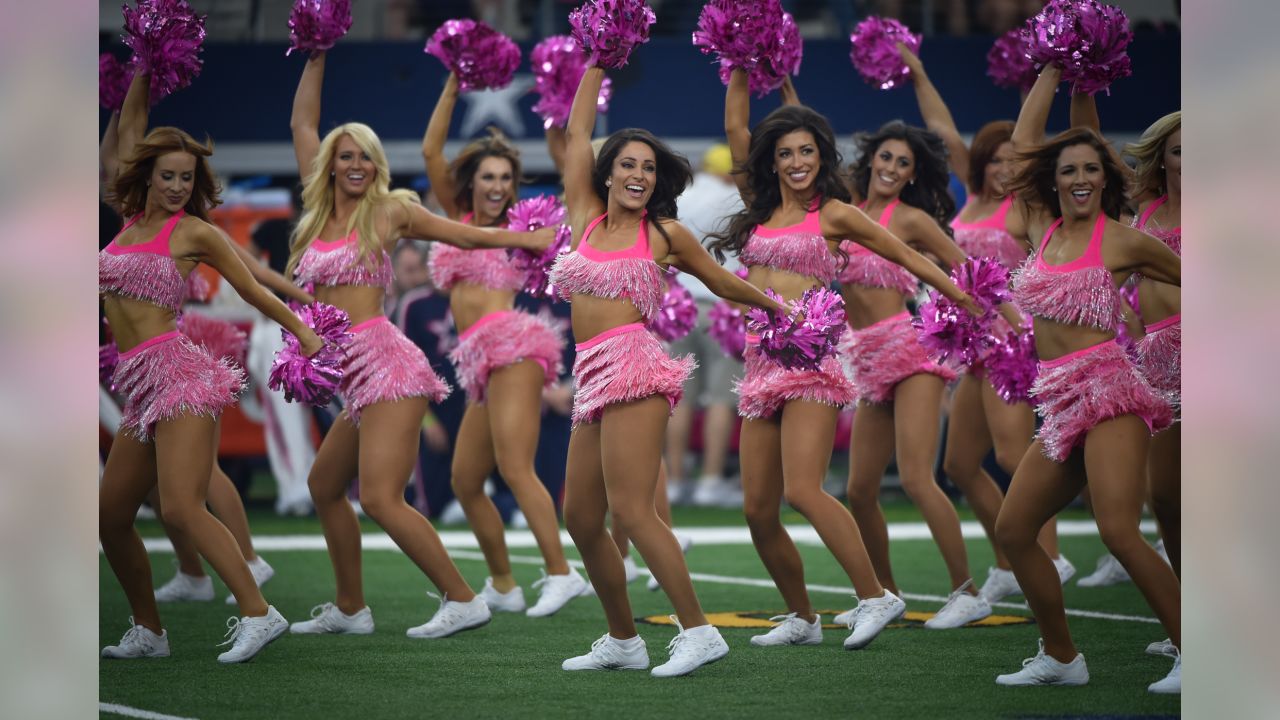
[219, 615, 268, 648]
[425, 592, 460, 625]
[936, 579, 976, 616]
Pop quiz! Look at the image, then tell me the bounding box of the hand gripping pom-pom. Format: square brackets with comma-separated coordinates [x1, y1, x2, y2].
[985, 328, 1039, 404]
[268, 302, 353, 405]
[121, 0, 208, 101]
[708, 300, 746, 360]
[912, 258, 1011, 366]
[100, 53, 134, 111]
[530, 35, 613, 129]
[568, 0, 657, 70]
[986, 29, 1036, 92]
[648, 273, 698, 342]
[286, 0, 352, 57]
[506, 195, 573, 297]
[1021, 0, 1132, 96]
[425, 19, 522, 92]
[692, 0, 802, 97]
[100, 342, 120, 387]
[747, 287, 847, 371]
[848, 16, 921, 90]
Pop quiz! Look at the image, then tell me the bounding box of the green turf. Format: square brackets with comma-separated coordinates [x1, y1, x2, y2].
[101, 507, 1178, 720]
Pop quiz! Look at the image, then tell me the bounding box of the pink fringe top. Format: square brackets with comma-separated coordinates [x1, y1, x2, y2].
[838, 199, 918, 296]
[1012, 214, 1124, 331]
[742, 204, 838, 283]
[1134, 195, 1181, 256]
[99, 211, 188, 312]
[428, 213, 526, 292]
[293, 231, 393, 291]
[951, 195, 1029, 270]
[550, 212, 664, 321]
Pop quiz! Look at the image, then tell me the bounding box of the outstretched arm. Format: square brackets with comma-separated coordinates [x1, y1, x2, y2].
[900, 44, 970, 186]
[422, 72, 461, 219]
[563, 65, 607, 235]
[663, 221, 785, 313]
[290, 52, 326, 180]
[1115, 226, 1181, 287]
[900, 210, 967, 270]
[725, 68, 752, 197]
[393, 202, 554, 251]
[220, 229, 314, 304]
[117, 71, 151, 168]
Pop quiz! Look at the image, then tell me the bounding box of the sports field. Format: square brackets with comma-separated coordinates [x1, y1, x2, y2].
[100, 503, 1180, 719]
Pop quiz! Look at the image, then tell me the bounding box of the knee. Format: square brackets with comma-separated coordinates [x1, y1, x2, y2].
[941, 454, 972, 485]
[898, 468, 941, 503]
[159, 502, 198, 533]
[99, 500, 135, 536]
[563, 503, 601, 543]
[845, 481, 879, 512]
[742, 496, 779, 531]
[450, 471, 485, 501]
[782, 485, 821, 515]
[993, 448, 1024, 477]
[357, 488, 401, 523]
[995, 511, 1036, 554]
[494, 456, 536, 490]
[307, 472, 344, 504]
[609, 506, 650, 538]
[1096, 521, 1146, 559]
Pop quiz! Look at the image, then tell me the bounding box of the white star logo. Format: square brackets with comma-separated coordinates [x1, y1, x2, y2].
[458, 74, 536, 138]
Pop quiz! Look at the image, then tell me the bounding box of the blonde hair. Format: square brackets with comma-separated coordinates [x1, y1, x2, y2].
[287, 122, 418, 277]
[1123, 111, 1181, 201]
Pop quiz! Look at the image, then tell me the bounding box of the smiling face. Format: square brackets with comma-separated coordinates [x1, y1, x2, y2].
[470, 155, 515, 223]
[984, 141, 1015, 198]
[608, 141, 657, 211]
[331, 134, 374, 198]
[1163, 128, 1181, 194]
[148, 151, 197, 213]
[871, 138, 916, 197]
[772, 129, 820, 194]
[1055, 143, 1106, 219]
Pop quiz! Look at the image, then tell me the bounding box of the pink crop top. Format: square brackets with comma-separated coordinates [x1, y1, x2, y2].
[741, 202, 837, 283]
[951, 195, 1028, 270]
[99, 210, 189, 312]
[1135, 195, 1181, 256]
[1011, 213, 1124, 331]
[293, 230, 393, 291]
[428, 213, 526, 292]
[549, 212, 664, 321]
[837, 199, 918, 295]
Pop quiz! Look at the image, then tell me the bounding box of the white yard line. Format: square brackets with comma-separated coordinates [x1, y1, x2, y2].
[99, 703, 198, 720]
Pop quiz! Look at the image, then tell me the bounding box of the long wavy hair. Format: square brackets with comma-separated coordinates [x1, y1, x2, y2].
[287, 122, 418, 277]
[1123, 111, 1181, 201]
[968, 120, 1015, 197]
[593, 128, 693, 246]
[449, 127, 523, 224]
[1010, 127, 1128, 221]
[110, 126, 221, 222]
[849, 120, 955, 235]
[707, 105, 851, 263]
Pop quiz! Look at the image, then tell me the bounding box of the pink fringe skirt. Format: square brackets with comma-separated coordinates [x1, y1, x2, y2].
[1032, 339, 1174, 462]
[843, 311, 957, 404]
[449, 309, 565, 404]
[571, 323, 694, 428]
[736, 338, 855, 419]
[1137, 314, 1181, 422]
[178, 311, 248, 367]
[115, 331, 246, 441]
[340, 316, 451, 425]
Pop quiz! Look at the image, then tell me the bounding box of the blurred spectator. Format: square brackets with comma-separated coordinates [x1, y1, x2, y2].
[387, 239, 431, 321]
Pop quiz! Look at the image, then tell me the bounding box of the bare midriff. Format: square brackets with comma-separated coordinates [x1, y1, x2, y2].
[102, 294, 178, 353]
[448, 283, 518, 333]
[839, 285, 910, 330]
[1137, 279, 1180, 326]
[1031, 318, 1116, 362]
[569, 294, 645, 342]
[314, 284, 385, 327]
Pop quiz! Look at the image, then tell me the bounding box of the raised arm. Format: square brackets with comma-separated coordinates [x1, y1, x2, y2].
[1011, 64, 1061, 152]
[1069, 91, 1100, 132]
[545, 125, 568, 176]
[290, 52, 326, 180]
[422, 72, 461, 218]
[725, 68, 752, 197]
[117, 70, 151, 168]
[780, 76, 801, 107]
[100, 112, 121, 187]
[393, 202, 553, 251]
[563, 65, 607, 234]
[900, 44, 970, 185]
[662, 221, 785, 313]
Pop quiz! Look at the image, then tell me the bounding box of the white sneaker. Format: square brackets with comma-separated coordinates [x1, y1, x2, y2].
[527, 570, 588, 617]
[646, 535, 693, 592]
[1146, 638, 1175, 656]
[1148, 647, 1181, 694]
[750, 612, 823, 646]
[225, 557, 276, 605]
[691, 477, 731, 507]
[217, 606, 288, 663]
[349, 498, 366, 518]
[289, 602, 375, 635]
[924, 580, 992, 629]
[651, 618, 730, 677]
[622, 555, 640, 583]
[843, 591, 906, 650]
[102, 618, 170, 659]
[437, 499, 466, 525]
[995, 639, 1089, 686]
[155, 567, 214, 602]
[479, 578, 527, 613]
[1154, 539, 1171, 566]
[979, 567, 1023, 603]
[562, 633, 649, 671]
[406, 593, 491, 639]
[510, 509, 528, 529]
[1077, 553, 1130, 587]
[1053, 555, 1076, 585]
[666, 479, 692, 506]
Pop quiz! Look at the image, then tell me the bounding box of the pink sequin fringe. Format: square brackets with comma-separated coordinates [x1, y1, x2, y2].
[340, 317, 451, 425]
[842, 311, 957, 404]
[178, 311, 248, 367]
[736, 343, 854, 419]
[450, 310, 565, 404]
[115, 332, 246, 441]
[571, 324, 693, 427]
[1137, 315, 1180, 422]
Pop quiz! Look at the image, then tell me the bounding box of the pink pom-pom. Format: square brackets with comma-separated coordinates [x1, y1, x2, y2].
[286, 0, 352, 57]
[506, 195, 573, 297]
[747, 287, 847, 370]
[100, 342, 120, 387]
[568, 0, 657, 70]
[530, 35, 613, 129]
[708, 300, 746, 360]
[985, 329, 1039, 404]
[121, 0, 207, 101]
[268, 302, 353, 405]
[848, 16, 921, 90]
[1021, 0, 1132, 96]
[913, 259, 1011, 366]
[648, 273, 698, 342]
[692, 0, 802, 97]
[954, 258, 1012, 311]
[425, 19, 522, 92]
[986, 29, 1036, 92]
[100, 53, 134, 111]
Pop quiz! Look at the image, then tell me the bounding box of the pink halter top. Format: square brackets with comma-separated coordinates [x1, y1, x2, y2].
[741, 201, 837, 283]
[99, 210, 188, 312]
[293, 229, 393, 291]
[951, 195, 1028, 270]
[549, 211, 664, 321]
[1012, 213, 1123, 331]
[428, 212, 526, 292]
[1135, 195, 1181, 256]
[838, 199, 918, 295]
